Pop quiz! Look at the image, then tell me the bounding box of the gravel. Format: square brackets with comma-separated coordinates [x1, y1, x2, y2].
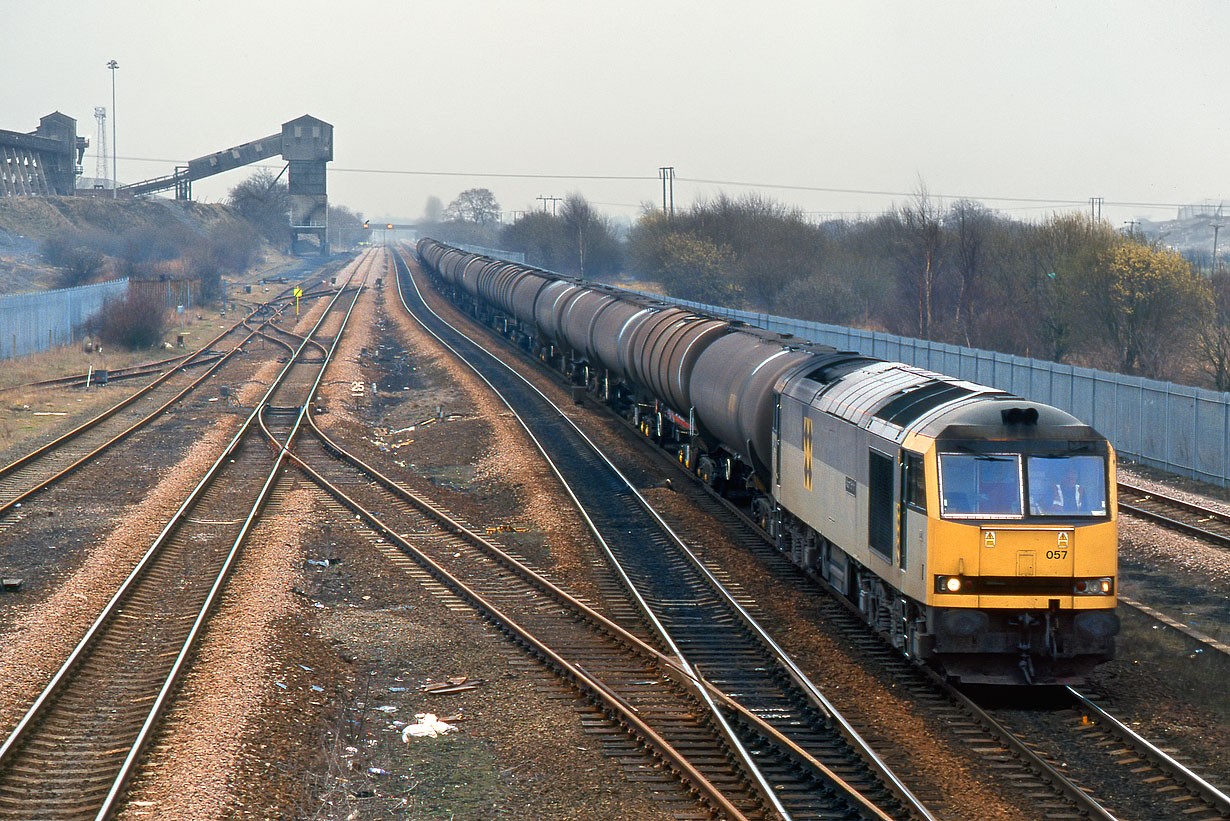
[9, 247, 1229, 817]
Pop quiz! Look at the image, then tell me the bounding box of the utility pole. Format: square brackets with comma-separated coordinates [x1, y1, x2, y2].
[659, 166, 675, 219]
[107, 60, 118, 198]
[1088, 197, 1103, 222]
[536, 195, 561, 216]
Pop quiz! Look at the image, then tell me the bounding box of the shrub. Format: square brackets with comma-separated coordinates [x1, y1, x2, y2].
[96, 289, 170, 350]
[41, 230, 108, 287]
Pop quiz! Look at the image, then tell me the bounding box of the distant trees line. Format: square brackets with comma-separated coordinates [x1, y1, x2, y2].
[421, 189, 623, 279]
[426, 186, 1227, 391]
[632, 192, 1217, 388]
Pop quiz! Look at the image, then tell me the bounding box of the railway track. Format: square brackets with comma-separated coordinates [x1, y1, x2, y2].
[399, 245, 1230, 820]
[623, 432, 1230, 820]
[1112, 480, 1230, 654]
[0, 250, 375, 820]
[1117, 481, 1230, 548]
[389, 248, 932, 820]
[0, 275, 335, 526]
[286, 418, 775, 819]
[0, 351, 219, 393]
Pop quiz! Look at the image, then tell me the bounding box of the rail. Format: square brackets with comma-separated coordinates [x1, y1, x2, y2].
[394, 246, 931, 820]
[0, 250, 372, 819]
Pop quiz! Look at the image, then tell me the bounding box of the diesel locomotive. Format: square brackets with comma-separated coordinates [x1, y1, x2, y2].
[415, 238, 1120, 685]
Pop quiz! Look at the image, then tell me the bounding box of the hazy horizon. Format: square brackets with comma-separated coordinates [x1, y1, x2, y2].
[4, 1, 1229, 228]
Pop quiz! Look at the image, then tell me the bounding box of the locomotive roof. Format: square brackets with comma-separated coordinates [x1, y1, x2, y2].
[783, 361, 1096, 444]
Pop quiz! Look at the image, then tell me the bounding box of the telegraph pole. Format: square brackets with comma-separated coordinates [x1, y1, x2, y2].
[1088, 197, 1103, 222]
[536, 195, 561, 216]
[659, 166, 675, 219]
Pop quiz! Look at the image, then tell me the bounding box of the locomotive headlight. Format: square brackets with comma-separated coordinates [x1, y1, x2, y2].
[935, 575, 964, 593]
[1074, 577, 1114, 595]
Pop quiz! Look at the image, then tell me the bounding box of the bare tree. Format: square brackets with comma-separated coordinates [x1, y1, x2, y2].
[227, 169, 291, 243]
[561, 195, 595, 277]
[327, 204, 366, 249]
[947, 200, 992, 345]
[899, 184, 945, 338]
[1200, 270, 1230, 390]
[444, 188, 500, 224]
[501, 212, 566, 270]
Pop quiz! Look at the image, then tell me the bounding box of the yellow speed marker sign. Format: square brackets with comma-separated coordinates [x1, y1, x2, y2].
[294, 286, 303, 315]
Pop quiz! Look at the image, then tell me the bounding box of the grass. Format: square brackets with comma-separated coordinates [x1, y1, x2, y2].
[0, 304, 240, 454]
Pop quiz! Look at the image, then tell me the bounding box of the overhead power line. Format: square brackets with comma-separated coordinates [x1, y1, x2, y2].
[108, 154, 1207, 211]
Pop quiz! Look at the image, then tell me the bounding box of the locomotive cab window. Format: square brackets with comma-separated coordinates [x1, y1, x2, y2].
[903, 452, 926, 512]
[938, 453, 1022, 519]
[1027, 454, 1108, 516]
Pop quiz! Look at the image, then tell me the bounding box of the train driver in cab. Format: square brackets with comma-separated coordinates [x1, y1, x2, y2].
[1050, 468, 1085, 514]
[1028, 457, 1106, 516]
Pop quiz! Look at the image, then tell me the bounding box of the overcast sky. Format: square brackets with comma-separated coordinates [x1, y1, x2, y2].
[5, 1, 1229, 227]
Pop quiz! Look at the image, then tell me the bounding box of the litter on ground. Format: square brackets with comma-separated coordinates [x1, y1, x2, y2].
[402, 713, 457, 741]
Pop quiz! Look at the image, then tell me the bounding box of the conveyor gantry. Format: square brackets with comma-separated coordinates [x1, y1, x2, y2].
[120, 115, 333, 254]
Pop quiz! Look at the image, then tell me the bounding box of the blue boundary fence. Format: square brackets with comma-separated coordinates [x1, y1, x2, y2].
[0, 278, 128, 360]
[657, 296, 1230, 487]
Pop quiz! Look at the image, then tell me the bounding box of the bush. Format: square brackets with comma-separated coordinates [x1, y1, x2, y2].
[41, 230, 107, 288]
[95, 289, 170, 350]
[185, 223, 261, 302]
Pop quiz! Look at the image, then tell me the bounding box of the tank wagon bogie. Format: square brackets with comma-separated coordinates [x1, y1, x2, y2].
[415, 239, 1120, 685]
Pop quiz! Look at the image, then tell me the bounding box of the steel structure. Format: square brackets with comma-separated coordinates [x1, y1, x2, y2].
[93, 107, 107, 184]
[119, 114, 333, 254]
[0, 113, 87, 197]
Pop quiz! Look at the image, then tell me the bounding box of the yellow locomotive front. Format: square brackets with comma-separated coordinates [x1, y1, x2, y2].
[921, 415, 1119, 684]
[774, 360, 1119, 685]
